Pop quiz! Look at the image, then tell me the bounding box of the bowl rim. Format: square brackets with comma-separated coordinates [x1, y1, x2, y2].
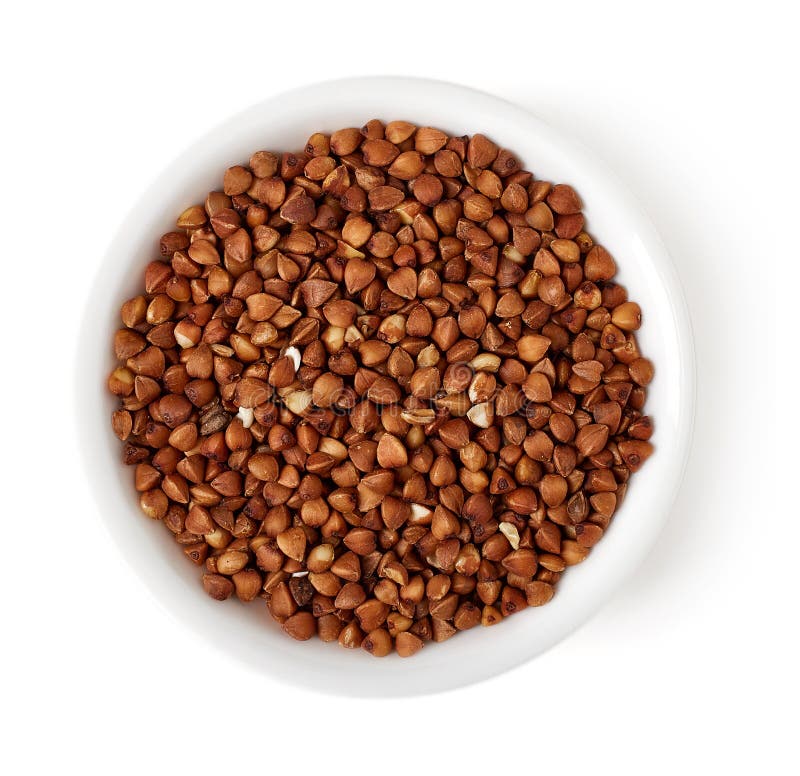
[77, 76, 695, 696]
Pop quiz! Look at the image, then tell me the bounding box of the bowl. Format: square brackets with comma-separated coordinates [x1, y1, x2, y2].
[77, 76, 695, 696]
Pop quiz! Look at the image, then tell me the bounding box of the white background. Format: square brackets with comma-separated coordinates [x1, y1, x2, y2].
[1, 1, 795, 773]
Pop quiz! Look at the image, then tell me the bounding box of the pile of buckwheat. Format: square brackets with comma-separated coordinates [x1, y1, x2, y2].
[108, 120, 654, 657]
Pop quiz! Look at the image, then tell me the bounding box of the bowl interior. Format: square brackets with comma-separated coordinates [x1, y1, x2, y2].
[78, 77, 694, 696]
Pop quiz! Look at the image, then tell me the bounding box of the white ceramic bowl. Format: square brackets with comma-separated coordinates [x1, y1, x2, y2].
[77, 77, 694, 696]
